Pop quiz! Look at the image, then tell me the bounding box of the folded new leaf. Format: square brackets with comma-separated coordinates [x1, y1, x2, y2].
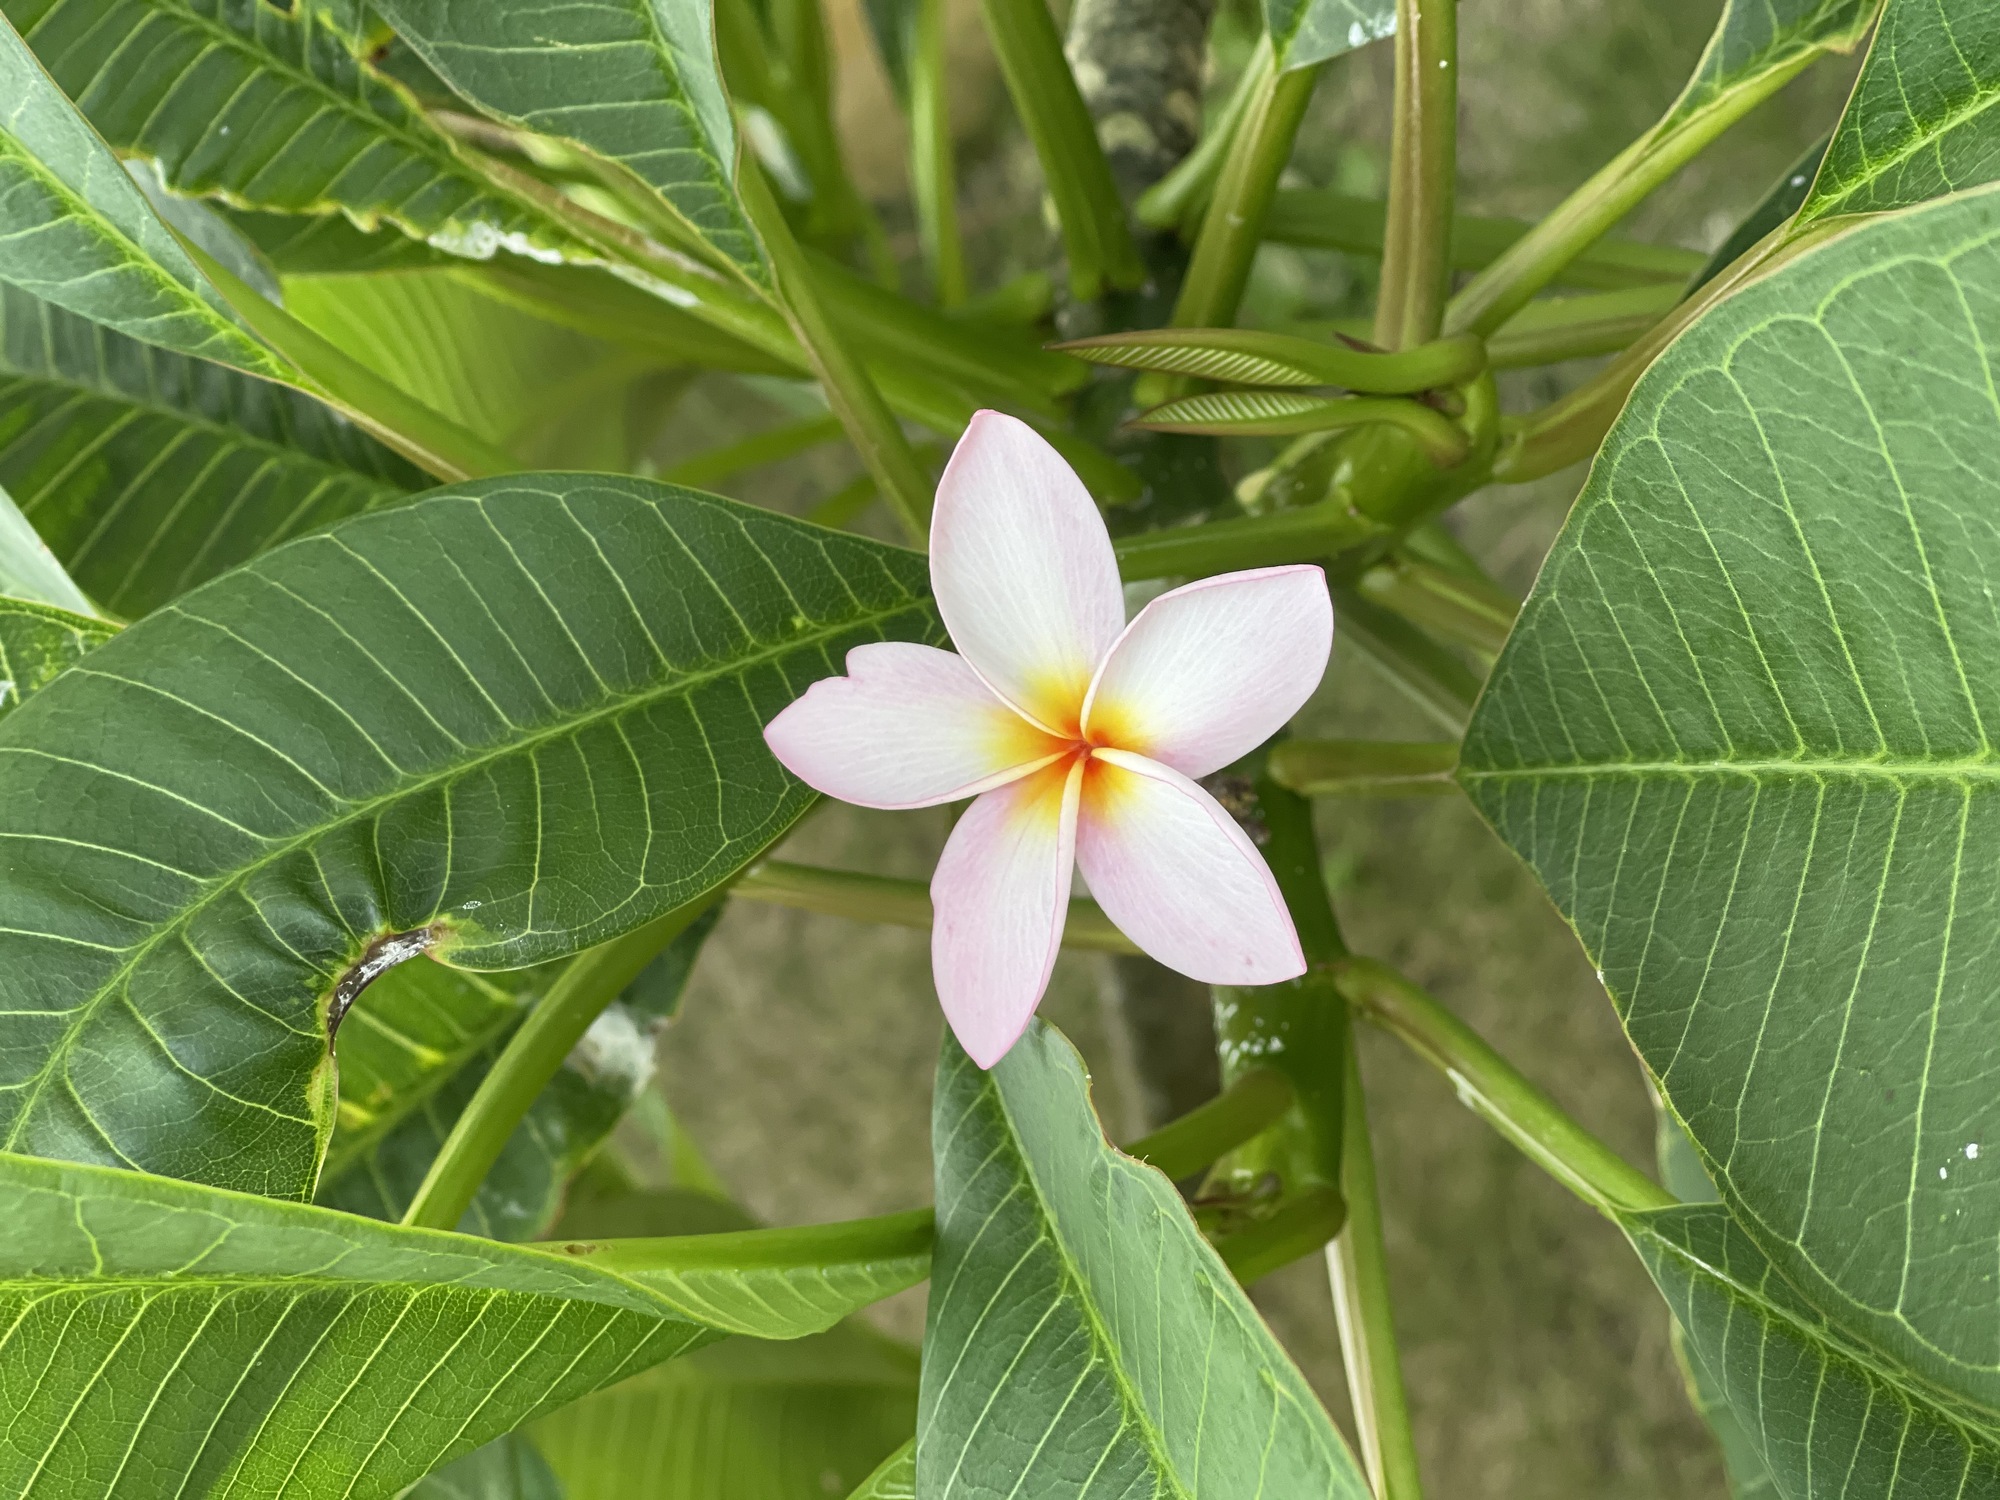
[1054, 326, 1485, 391]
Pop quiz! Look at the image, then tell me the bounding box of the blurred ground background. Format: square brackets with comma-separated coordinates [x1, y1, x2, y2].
[630, 3, 1862, 1493]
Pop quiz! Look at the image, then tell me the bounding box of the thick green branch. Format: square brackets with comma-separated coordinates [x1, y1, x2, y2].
[1375, 0, 1457, 350]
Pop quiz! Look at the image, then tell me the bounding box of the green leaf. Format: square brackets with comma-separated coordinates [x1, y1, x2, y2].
[368, 0, 768, 286]
[408, 1435, 566, 1500]
[321, 911, 721, 1242]
[534, 1325, 918, 1499]
[846, 1441, 915, 1500]
[1459, 183, 2000, 1414]
[1055, 327, 1485, 392]
[1627, 1206, 2000, 1500]
[0, 1150, 714, 1498]
[227, 202, 457, 275]
[0, 594, 112, 722]
[0, 1149, 929, 1497]
[1262, 0, 1392, 73]
[0, 10, 281, 377]
[1136, 390, 1471, 463]
[0, 470, 90, 614]
[0, 476, 937, 1199]
[1661, 1, 1875, 136]
[1801, 0, 2000, 224]
[6, 0, 589, 267]
[920, 1021, 1370, 1499]
[0, 282, 423, 618]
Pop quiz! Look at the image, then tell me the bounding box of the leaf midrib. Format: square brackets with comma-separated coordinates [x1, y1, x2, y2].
[0, 578, 926, 1149]
[1462, 754, 2000, 783]
[1807, 67, 2000, 222]
[1636, 1219, 2000, 1447]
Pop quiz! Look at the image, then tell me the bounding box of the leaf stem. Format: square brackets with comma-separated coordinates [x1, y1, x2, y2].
[1123, 1067, 1295, 1180]
[1111, 499, 1384, 581]
[1169, 54, 1320, 332]
[909, 0, 968, 304]
[1134, 33, 1271, 231]
[1444, 47, 1830, 337]
[1327, 1044, 1424, 1500]
[1217, 1184, 1346, 1284]
[1330, 587, 1481, 730]
[977, 0, 1144, 300]
[553, 1205, 936, 1274]
[734, 859, 1140, 953]
[739, 164, 935, 543]
[1266, 739, 1459, 797]
[1355, 555, 1517, 657]
[1334, 956, 1674, 1215]
[664, 413, 844, 488]
[1375, 0, 1457, 350]
[1484, 283, 1681, 369]
[401, 894, 723, 1231]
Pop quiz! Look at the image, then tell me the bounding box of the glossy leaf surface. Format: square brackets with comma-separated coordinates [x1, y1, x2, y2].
[1629, 1205, 2000, 1500]
[369, 0, 767, 284]
[0, 284, 421, 617]
[920, 1022, 1369, 1499]
[0, 1151, 716, 1498]
[1462, 185, 2000, 1412]
[0, 477, 937, 1199]
[0, 594, 110, 722]
[535, 1326, 918, 1499]
[6, 0, 586, 266]
[1262, 0, 1393, 73]
[0, 11, 279, 375]
[1802, 0, 2000, 223]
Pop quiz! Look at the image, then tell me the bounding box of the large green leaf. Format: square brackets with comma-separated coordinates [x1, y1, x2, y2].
[6, 0, 589, 267]
[0, 476, 937, 1199]
[1628, 1205, 2000, 1500]
[0, 283, 422, 617]
[1262, 0, 1392, 73]
[0, 11, 280, 376]
[321, 910, 721, 1241]
[368, 0, 767, 285]
[1801, 0, 2000, 223]
[1660, 0, 1875, 135]
[0, 595, 111, 721]
[920, 1022, 1369, 1499]
[534, 1325, 918, 1499]
[0, 1150, 926, 1498]
[1460, 184, 2000, 1413]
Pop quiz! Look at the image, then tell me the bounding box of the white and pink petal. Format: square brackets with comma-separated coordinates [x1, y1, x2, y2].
[763, 641, 1064, 810]
[930, 411, 1125, 735]
[1081, 566, 1332, 778]
[1075, 749, 1304, 986]
[930, 757, 1085, 1067]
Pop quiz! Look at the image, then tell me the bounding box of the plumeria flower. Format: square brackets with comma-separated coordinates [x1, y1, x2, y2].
[763, 412, 1333, 1067]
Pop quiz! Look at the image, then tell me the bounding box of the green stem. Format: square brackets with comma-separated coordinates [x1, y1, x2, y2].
[1264, 189, 1706, 288]
[978, 0, 1144, 300]
[556, 1205, 936, 1273]
[910, 0, 968, 304]
[401, 894, 722, 1231]
[1054, 327, 1487, 394]
[1327, 1044, 1424, 1500]
[1134, 393, 1470, 466]
[1112, 498, 1385, 581]
[1217, 1184, 1346, 1284]
[665, 413, 843, 488]
[739, 164, 935, 543]
[1485, 283, 1681, 368]
[1266, 738, 1459, 798]
[1331, 586, 1482, 730]
[733, 858, 1140, 953]
[1444, 48, 1830, 337]
[1134, 33, 1270, 231]
[1334, 956, 1674, 1215]
[188, 246, 517, 482]
[1124, 1067, 1294, 1180]
[1355, 555, 1518, 657]
[1169, 55, 1320, 333]
[1375, 0, 1457, 350]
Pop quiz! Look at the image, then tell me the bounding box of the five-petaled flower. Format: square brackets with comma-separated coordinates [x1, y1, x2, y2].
[763, 412, 1334, 1067]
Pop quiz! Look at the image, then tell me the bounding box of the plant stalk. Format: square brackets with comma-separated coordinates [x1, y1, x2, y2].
[401, 894, 723, 1231]
[1374, 0, 1457, 350]
[1356, 556, 1517, 657]
[1444, 47, 1830, 337]
[1334, 956, 1674, 1215]
[1169, 56, 1320, 334]
[1266, 738, 1459, 797]
[734, 859, 1140, 954]
[665, 413, 844, 488]
[739, 164, 935, 542]
[1134, 33, 1271, 231]
[1327, 1044, 1424, 1500]
[1123, 1067, 1295, 1180]
[978, 0, 1144, 300]
[909, 0, 969, 304]
[1484, 283, 1681, 369]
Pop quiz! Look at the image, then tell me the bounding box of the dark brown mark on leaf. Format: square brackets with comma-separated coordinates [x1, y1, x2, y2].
[326, 925, 441, 1044]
